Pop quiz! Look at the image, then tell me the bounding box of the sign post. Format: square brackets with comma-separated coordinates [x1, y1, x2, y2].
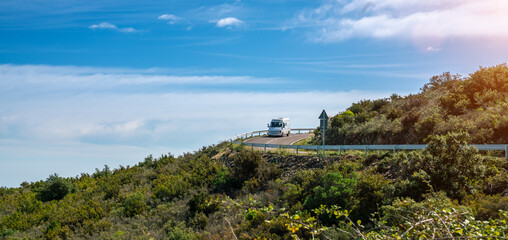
[318, 110, 328, 159]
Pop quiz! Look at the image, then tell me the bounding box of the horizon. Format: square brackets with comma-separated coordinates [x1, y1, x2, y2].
[1, 0, 508, 187]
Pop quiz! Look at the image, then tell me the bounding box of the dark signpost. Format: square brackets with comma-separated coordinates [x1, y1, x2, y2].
[318, 110, 328, 158]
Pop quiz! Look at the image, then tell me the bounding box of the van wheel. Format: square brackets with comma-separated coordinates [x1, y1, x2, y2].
[287, 132, 290, 137]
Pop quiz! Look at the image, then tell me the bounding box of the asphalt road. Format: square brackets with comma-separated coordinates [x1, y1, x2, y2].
[244, 133, 313, 145]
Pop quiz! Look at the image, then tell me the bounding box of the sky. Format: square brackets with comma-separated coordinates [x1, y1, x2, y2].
[1, 0, 508, 187]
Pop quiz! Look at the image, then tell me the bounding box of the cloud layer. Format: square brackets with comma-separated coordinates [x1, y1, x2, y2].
[295, 0, 508, 47]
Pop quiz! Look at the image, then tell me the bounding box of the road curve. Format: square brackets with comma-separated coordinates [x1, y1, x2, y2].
[244, 133, 313, 145]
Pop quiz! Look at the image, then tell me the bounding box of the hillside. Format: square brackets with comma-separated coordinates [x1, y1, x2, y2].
[1, 65, 508, 239]
[318, 64, 508, 145]
[1, 135, 507, 239]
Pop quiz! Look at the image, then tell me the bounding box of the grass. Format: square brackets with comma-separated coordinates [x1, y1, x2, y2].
[292, 136, 314, 146]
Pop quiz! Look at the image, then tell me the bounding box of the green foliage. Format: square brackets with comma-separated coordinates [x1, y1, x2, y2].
[187, 192, 220, 216]
[0, 228, 14, 238]
[424, 132, 486, 197]
[352, 172, 390, 223]
[231, 150, 262, 183]
[465, 194, 508, 220]
[211, 167, 232, 192]
[164, 221, 196, 240]
[122, 193, 146, 217]
[372, 194, 508, 239]
[322, 64, 508, 145]
[379, 131, 487, 200]
[36, 174, 77, 202]
[44, 220, 70, 240]
[303, 173, 356, 212]
[152, 174, 190, 201]
[245, 208, 266, 227]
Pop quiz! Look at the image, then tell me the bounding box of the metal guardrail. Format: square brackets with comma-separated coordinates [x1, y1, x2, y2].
[230, 129, 508, 159]
[230, 128, 315, 141]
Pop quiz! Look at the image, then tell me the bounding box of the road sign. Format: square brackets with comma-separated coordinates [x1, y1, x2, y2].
[319, 110, 328, 159]
[319, 110, 328, 130]
[318, 110, 328, 120]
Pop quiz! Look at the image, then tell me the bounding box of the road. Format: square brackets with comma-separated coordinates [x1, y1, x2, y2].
[244, 133, 313, 145]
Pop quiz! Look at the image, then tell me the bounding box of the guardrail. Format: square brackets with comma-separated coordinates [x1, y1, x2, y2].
[230, 128, 315, 141]
[230, 129, 508, 159]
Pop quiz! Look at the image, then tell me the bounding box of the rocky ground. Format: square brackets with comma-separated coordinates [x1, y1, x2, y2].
[217, 148, 361, 179]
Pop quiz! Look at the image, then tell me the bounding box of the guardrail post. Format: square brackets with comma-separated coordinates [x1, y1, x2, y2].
[393, 145, 396, 153]
[251, 144, 254, 151]
[364, 146, 368, 155]
[316, 146, 319, 155]
[505, 145, 507, 159]
[264, 144, 267, 152]
[296, 146, 299, 154]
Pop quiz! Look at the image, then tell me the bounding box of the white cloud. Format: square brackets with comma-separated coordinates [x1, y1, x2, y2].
[158, 14, 181, 24]
[119, 27, 136, 33]
[89, 22, 137, 33]
[89, 22, 117, 30]
[426, 46, 441, 52]
[0, 64, 273, 94]
[215, 17, 243, 28]
[295, 0, 508, 46]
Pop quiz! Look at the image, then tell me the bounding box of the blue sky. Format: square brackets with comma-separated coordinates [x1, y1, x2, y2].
[1, 0, 508, 187]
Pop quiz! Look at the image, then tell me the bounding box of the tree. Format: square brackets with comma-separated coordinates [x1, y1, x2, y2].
[36, 174, 77, 202]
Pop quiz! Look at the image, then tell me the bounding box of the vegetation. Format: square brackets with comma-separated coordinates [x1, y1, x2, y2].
[318, 64, 508, 145]
[1, 64, 508, 239]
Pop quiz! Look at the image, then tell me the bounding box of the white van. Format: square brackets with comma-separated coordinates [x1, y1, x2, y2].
[267, 118, 291, 137]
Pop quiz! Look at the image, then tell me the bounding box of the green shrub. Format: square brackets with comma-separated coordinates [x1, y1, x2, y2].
[231, 150, 262, 183]
[44, 220, 70, 240]
[245, 208, 266, 227]
[187, 192, 220, 217]
[303, 173, 356, 212]
[152, 175, 190, 202]
[380, 132, 487, 200]
[122, 193, 146, 217]
[164, 221, 196, 240]
[465, 194, 508, 220]
[373, 193, 508, 239]
[211, 167, 232, 192]
[352, 172, 390, 223]
[0, 228, 15, 238]
[36, 174, 77, 202]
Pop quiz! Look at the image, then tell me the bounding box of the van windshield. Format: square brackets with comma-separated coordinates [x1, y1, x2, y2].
[270, 121, 282, 127]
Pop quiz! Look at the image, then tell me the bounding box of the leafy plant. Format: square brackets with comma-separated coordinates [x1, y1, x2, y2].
[36, 174, 77, 202]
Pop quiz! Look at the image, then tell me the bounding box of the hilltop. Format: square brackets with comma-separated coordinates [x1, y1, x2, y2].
[1, 65, 508, 239]
[318, 64, 508, 145]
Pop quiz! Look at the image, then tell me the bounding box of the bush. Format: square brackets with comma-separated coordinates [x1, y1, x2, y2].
[152, 174, 190, 202]
[44, 220, 70, 240]
[380, 132, 487, 200]
[122, 193, 147, 217]
[164, 221, 196, 240]
[351, 172, 390, 223]
[231, 150, 262, 184]
[187, 192, 220, 217]
[36, 174, 77, 202]
[303, 173, 356, 212]
[464, 194, 508, 220]
[423, 132, 486, 199]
